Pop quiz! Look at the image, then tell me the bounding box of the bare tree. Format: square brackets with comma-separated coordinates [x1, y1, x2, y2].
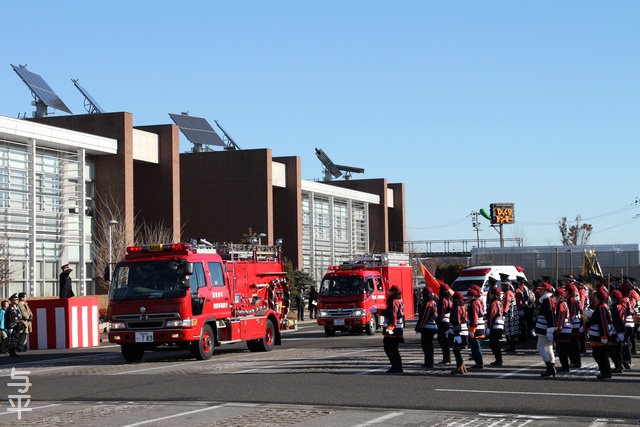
[510, 224, 528, 247]
[92, 192, 127, 293]
[558, 215, 593, 245]
[0, 236, 13, 290]
[135, 220, 175, 245]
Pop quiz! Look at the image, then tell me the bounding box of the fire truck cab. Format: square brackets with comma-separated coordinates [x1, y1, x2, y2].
[108, 239, 290, 362]
[316, 253, 414, 337]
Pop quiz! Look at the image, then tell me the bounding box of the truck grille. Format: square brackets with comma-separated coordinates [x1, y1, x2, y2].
[326, 309, 355, 318]
[112, 312, 179, 330]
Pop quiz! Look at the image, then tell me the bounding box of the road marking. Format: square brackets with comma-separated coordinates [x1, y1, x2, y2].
[353, 412, 403, 426]
[234, 348, 379, 373]
[120, 405, 224, 426]
[496, 362, 546, 378]
[436, 389, 640, 400]
[0, 403, 62, 417]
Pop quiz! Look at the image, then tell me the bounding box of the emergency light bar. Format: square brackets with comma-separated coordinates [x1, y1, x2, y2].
[126, 243, 191, 254]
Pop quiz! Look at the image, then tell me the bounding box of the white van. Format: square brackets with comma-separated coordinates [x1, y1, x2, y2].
[450, 265, 526, 299]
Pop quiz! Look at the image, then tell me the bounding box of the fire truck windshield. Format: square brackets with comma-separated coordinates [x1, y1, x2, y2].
[109, 261, 189, 300]
[319, 276, 368, 297]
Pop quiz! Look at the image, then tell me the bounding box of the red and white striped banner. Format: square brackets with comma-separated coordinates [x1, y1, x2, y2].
[28, 298, 100, 350]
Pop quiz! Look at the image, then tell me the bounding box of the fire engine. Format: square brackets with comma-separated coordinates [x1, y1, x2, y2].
[316, 253, 414, 337]
[107, 238, 290, 362]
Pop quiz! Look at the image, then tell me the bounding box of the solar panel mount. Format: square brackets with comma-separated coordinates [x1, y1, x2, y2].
[72, 79, 104, 114]
[11, 64, 72, 116]
[315, 147, 364, 181]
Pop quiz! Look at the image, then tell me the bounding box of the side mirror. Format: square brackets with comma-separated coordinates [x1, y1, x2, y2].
[184, 262, 194, 275]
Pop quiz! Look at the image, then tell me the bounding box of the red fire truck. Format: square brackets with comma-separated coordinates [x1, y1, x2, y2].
[316, 254, 414, 337]
[107, 239, 290, 362]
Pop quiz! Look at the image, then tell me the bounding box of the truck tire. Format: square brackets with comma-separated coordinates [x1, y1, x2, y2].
[248, 319, 275, 352]
[192, 324, 214, 360]
[121, 344, 144, 363]
[365, 315, 377, 335]
[324, 326, 336, 337]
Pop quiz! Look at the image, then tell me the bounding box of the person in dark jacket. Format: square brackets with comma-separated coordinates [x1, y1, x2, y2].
[609, 290, 626, 374]
[295, 288, 305, 321]
[553, 288, 573, 372]
[534, 282, 556, 377]
[59, 264, 75, 298]
[466, 286, 485, 369]
[4, 294, 23, 358]
[415, 287, 438, 368]
[308, 285, 319, 319]
[449, 291, 469, 375]
[382, 285, 405, 373]
[486, 286, 504, 366]
[436, 283, 452, 364]
[585, 286, 613, 380]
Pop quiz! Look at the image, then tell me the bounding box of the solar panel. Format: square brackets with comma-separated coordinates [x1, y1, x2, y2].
[168, 113, 225, 147]
[72, 79, 104, 113]
[315, 148, 342, 179]
[11, 64, 72, 114]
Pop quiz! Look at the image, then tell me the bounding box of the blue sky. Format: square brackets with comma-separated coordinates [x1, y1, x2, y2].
[2, 1, 639, 247]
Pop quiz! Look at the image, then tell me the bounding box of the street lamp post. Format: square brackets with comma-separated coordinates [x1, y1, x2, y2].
[108, 220, 118, 277]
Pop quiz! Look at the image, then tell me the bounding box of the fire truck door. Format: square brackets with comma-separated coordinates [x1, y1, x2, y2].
[207, 261, 231, 318]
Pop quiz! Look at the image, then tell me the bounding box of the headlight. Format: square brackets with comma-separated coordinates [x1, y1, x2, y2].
[165, 318, 197, 328]
[352, 309, 366, 317]
[317, 310, 330, 318]
[109, 322, 126, 330]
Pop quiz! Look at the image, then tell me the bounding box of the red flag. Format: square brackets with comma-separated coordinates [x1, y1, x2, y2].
[420, 262, 440, 295]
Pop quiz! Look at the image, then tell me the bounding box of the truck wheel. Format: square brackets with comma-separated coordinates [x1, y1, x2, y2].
[324, 326, 336, 337]
[192, 324, 214, 360]
[121, 344, 144, 363]
[248, 319, 275, 352]
[365, 315, 377, 335]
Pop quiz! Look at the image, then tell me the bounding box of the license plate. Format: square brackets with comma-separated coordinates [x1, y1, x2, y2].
[135, 332, 154, 343]
[334, 319, 345, 326]
[148, 244, 163, 252]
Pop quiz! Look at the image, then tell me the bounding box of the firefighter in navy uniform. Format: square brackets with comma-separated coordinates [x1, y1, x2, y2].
[4, 294, 23, 358]
[585, 286, 613, 380]
[382, 285, 405, 373]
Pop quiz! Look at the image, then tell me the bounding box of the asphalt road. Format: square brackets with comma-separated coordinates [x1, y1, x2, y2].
[0, 320, 638, 426]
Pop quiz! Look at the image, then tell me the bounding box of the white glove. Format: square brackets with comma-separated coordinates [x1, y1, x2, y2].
[585, 309, 593, 318]
[469, 331, 474, 338]
[445, 329, 452, 337]
[546, 332, 554, 340]
[579, 326, 584, 333]
[601, 338, 608, 344]
[531, 330, 537, 337]
[453, 336, 462, 344]
[486, 329, 491, 336]
[617, 333, 625, 341]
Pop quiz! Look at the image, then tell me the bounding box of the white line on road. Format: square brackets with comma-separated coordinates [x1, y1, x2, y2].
[0, 403, 62, 417]
[436, 388, 640, 400]
[353, 412, 403, 426]
[120, 404, 223, 427]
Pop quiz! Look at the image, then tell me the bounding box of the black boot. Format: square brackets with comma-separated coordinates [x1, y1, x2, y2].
[541, 361, 555, 377]
[9, 349, 19, 358]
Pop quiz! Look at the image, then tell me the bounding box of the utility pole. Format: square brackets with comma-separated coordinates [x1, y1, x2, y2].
[470, 211, 482, 248]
